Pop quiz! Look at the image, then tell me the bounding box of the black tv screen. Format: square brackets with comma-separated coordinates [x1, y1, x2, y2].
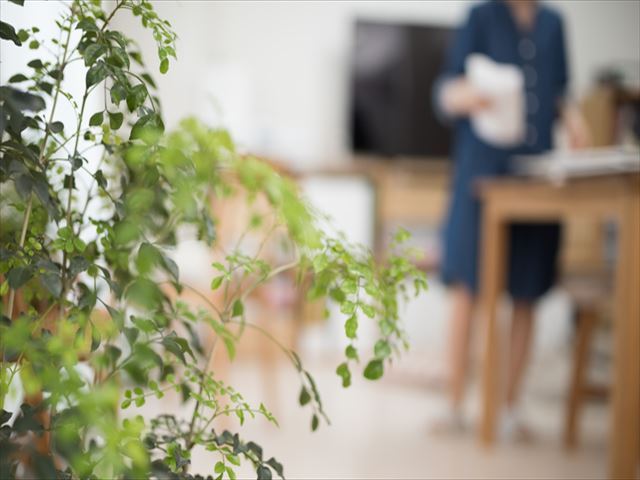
[350, 20, 453, 158]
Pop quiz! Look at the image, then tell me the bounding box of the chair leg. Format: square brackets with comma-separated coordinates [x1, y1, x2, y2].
[564, 306, 597, 450]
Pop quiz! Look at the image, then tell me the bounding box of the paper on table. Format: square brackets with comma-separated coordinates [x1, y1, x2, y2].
[513, 146, 640, 182]
[466, 54, 525, 148]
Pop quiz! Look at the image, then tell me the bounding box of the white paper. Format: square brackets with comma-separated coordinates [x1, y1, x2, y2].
[514, 146, 640, 182]
[466, 54, 525, 147]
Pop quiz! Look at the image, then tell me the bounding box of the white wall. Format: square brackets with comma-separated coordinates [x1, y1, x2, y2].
[112, 0, 640, 169]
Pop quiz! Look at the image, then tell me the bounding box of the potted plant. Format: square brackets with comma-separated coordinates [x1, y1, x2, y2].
[0, 1, 427, 478]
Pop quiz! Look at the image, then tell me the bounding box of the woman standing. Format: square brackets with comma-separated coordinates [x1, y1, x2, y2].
[435, 0, 589, 438]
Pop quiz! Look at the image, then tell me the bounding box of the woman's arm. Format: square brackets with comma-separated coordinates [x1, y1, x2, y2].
[561, 102, 592, 149]
[433, 6, 490, 122]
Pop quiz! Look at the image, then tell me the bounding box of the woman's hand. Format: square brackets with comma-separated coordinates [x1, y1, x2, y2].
[563, 104, 592, 149]
[441, 77, 492, 116]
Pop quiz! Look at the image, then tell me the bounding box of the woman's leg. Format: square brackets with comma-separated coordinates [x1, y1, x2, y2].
[447, 284, 475, 411]
[506, 300, 535, 407]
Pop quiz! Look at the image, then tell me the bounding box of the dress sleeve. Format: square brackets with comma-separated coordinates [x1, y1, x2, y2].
[432, 6, 482, 124]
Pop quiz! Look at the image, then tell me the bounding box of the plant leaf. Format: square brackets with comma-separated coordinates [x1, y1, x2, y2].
[108, 111, 123, 129]
[298, 386, 311, 406]
[0, 21, 21, 46]
[363, 359, 384, 380]
[89, 111, 103, 126]
[86, 61, 109, 88]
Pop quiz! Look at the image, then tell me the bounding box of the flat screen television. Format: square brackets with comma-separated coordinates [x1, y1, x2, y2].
[350, 20, 454, 158]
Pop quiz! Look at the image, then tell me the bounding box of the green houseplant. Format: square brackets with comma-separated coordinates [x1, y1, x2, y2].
[0, 1, 427, 478]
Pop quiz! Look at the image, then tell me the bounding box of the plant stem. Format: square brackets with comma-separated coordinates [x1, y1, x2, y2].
[227, 319, 296, 366]
[3, 10, 75, 321]
[3, 197, 33, 319]
[240, 257, 300, 303]
[161, 282, 222, 318]
[184, 332, 220, 463]
[60, 90, 89, 300]
[101, 0, 123, 32]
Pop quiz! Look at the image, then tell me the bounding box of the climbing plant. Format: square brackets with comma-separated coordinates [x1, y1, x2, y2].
[0, 1, 427, 479]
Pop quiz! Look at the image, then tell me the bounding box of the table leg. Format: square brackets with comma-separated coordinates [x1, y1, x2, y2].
[479, 206, 509, 446]
[610, 194, 640, 479]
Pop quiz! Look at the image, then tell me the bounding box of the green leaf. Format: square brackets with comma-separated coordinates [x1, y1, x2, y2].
[126, 277, 164, 310]
[3, 87, 45, 111]
[126, 84, 147, 112]
[222, 336, 236, 361]
[226, 467, 237, 480]
[0, 21, 22, 46]
[76, 18, 98, 32]
[340, 300, 356, 315]
[105, 345, 122, 366]
[130, 51, 144, 66]
[41, 273, 62, 297]
[374, 339, 391, 359]
[94, 169, 107, 189]
[8, 73, 28, 83]
[9, 0, 26, 6]
[16, 31, 29, 45]
[342, 278, 357, 294]
[83, 43, 106, 66]
[360, 303, 375, 318]
[298, 386, 311, 406]
[86, 61, 109, 88]
[161, 254, 179, 282]
[141, 72, 156, 89]
[7, 266, 31, 289]
[265, 458, 284, 479]
[15, 174, 33, 199]
[329, 287, 345, 303]
[257, 465, 272, 480]
[107, 47, 129, 69]
[363, 359, 384, 381]
[71, 155, 83, 171]
[91, 329, 101, 351]
[231, 299, 244, 317]
[130, 112, 164, 142]
[49, 70, 63, 84]
[336, 362, 351, 388]
[161, 335, 186, 364]
[27, 59, 43, 69]
[159, 58, 169, 74]
[210, 275, 223, 290]
[344, 315, 357, 339]
[89, 111, 103, 126]
[345, 345, 358, 361]
[311, 414, 319, 432]
[48, 121, 63, 133]
[124, 327, 139, 346]
[28, 39, 39, 49]
[110, 82, 126, 105]
[246, 441, 263, 460]
[108, 112, 123, 129]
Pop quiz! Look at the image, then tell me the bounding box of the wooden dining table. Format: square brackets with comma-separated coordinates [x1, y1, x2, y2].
[476, 172, 639, 479]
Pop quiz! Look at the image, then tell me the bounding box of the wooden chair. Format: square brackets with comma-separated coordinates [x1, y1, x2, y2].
[563, 272, 612, 449]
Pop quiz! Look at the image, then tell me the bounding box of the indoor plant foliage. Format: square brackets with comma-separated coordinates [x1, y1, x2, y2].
[0, 1, 428, 479]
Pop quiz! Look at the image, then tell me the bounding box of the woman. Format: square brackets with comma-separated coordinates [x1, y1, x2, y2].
[435, 0, 589, 438]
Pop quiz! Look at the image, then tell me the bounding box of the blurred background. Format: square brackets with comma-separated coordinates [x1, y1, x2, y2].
[3, 1, 640, 478]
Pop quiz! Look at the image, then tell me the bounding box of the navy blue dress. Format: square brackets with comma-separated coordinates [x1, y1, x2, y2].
[438, 0, 568, 300]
